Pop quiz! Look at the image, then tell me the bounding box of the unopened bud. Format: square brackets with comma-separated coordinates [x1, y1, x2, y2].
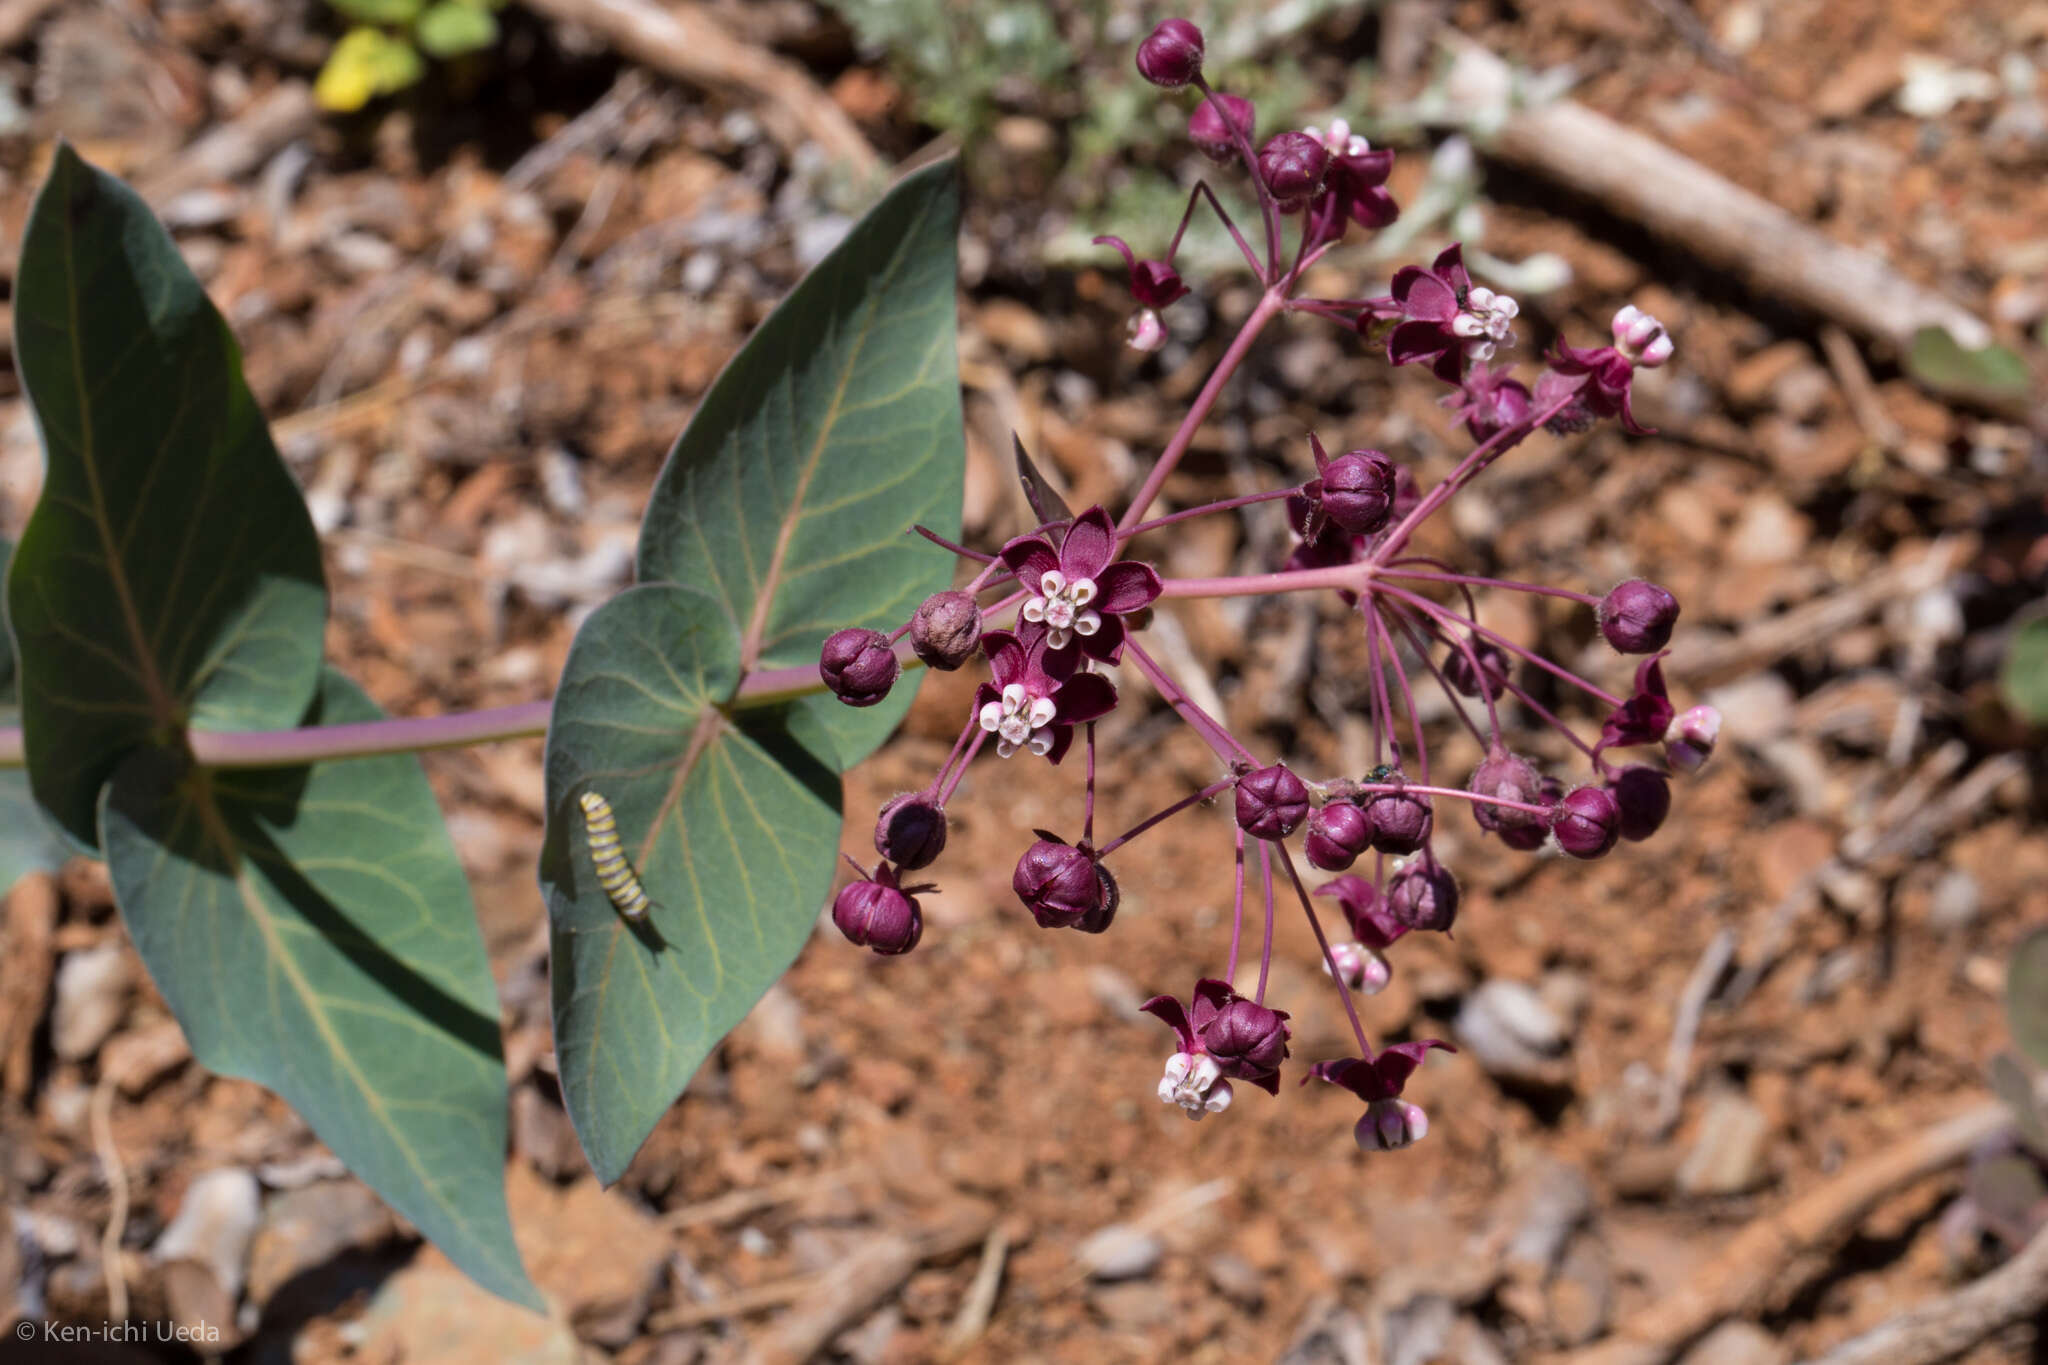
[1136, 17, 1204, 87]
[1305, 801, 1371, 871]
[1126, 308, 1168, 353]
[1443, 638, 1510, 700]
[1666, 703, 1720, 772]
[910, 590, 981, 670]
[1320, 450, 1395, 535]
[1364, 788, 1433, 856]
[1188, 91, 1254, 162]
[819, 627, 900, 707]
[1257, 131, 1328, 212]
[1468, 751, 1546, 836]
[1355, 1097, 1429, 1151]
[874, 792, 947, 870]
[1013, 837, 1106, 929]
[832, 874, 923, 955]
[1552, 785, 1620, 859]
[1611, 765, 1671, 842]
[1326, 941, 1393, 995]
[1387, 859, 1459, 933]
[1201, 997, 1291, 1081]
[1235, 763, 1310, 840]
[1598, 579, 1680, 654]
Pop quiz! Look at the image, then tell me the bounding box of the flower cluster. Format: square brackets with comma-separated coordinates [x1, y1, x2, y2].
[815, 18, 1715, 1154]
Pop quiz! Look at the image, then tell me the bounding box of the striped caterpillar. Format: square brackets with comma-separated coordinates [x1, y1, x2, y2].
[578, 791, 651, 920]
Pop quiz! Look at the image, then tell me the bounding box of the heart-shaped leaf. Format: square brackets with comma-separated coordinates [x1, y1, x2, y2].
[8, 144, 328, 850]
[101, 671, 540, 1309]
[546, 160, 963, 1181]
[2010, 927, 2048, 1070]
[2002, 607, 2048, 726]
[0, 537, 69, 893]
[1905, 325, 2032, 401]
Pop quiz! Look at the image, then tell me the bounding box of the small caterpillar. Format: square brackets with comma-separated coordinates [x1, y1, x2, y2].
[579, 791, 651, 920]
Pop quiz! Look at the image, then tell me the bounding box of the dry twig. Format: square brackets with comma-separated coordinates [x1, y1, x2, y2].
[1797, 1221, 2048, 1365]
[136, 82, 318, 207]
[90, 1074, 130, 1322]
[0, 872, 60, 1100]
[1651, 926, 1735, 1139]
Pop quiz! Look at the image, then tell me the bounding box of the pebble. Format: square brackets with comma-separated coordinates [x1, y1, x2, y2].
[51, 943, 128, 1062]
[1706, 673, 1796, 746]
[1678, 1320, 1789, 1365]
[1204, 1250, 1265, 1309]
[1677, 1093, 1772, 1196]
[1076, 1223, 1163, 1281]
[153, 1168, 262, 1302]
[1455, 980, 1569, 1086]
[1928, 868, 1983, 933]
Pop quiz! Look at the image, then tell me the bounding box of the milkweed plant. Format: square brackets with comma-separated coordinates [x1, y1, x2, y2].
[0, 18, 1716, 1307]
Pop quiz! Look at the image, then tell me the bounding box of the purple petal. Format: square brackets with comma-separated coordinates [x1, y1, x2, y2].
[1430, 243, 1470, 291]
[1369, 1039, 1455, 1099]
[1346, 185, 1400, 230]
[1042, 724, 1076, 766]
[1191, 978, 1237, 1032]
[1093, 234, 1138, 274]
[1390, 266, 1456, 320]
[980, 630, 1024, 686]
[1352, 902, 1411, 953]
[1031, 624, 1078, 684]
[1051, 673, 1118, 726]
[1060, 506, 1118, 580]
[1140, 995, 1195, 1051]
[1386, 319, 1452, 368]
[1243, 1068, 1282, 1096]
[1000, 534, 1060, 587]
[1305, 1056, 1373, 1098]
[1077, 615, 1126, 665]
[1092, 560, 1162, 615]
[1430, 348, 1466, 386]
[1633, 653, 1669, 702]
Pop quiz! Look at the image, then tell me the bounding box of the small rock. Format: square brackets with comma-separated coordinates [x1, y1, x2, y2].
[1503, 1159, 1591, 1279]
[359, 1253, 577, 1365]
[1456, 980, 1570, 1087]
[1678, 1319, 1789, 1365]
[1204, 1250, 1265, 1309]
[1544, 1232, 1612, 1345]
[246, 1179, 399, 1305]
[1076, 1223, 1163, 1281]
[1929, 868, 1982, 933]
[1729, 494, 1809, 565]
[51, 943, 129, 1061]
[1677, 1094, 1772, 1196]
[100, 1019, 191, 1096]
[153, 1167, 261, 1330]
[1278, 1295, 1372, 1365]
[1091, 1279, 1175, 1328]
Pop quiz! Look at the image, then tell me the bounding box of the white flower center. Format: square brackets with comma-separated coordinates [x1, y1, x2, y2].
[1157, 1052, 1231, 1120]
[1358, 1098, 1428, 1151]
[1611, 304, 1673, 368]
[1324, 942, 1392, 996]
[1451, 286, 1519, 362]
[977, 681, 1058, 759]
[1022, 569, 1103, 650]
[1304, 117, 1370, 158]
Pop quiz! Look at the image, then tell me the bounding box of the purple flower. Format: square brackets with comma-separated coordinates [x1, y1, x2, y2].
[1611, 765, 1671, 842]
[1363, 787, 1433, 856]
[1257, 131, 1328, 212]
[1552, 786, 1621, 859]
[1386, 858, 1458, 933]
[910, 590, 982, 670]
[874, 792, 947, 870]
[1301, 118, 1399, 246]
[1136, 17, 1204, 87]
[1360, 244, 1519, 384]
[1534, 309, 1671, 437]
[1599, 578, 1679, 654]
[1314, 447, 1396, 537]
[1144, 979, 1292, 1095]
[1094, 235, 1189, 312]
[832, 861, 927, 955]
[1316, 874, 1411, 951]
[1304, 801, 1371, 871]
[974, 623, 1117, 763]
[1011, 833, 1109, 929]
[1189, 92, 1254, 163]
[1306, 1040, 1454, 1152]
[819, 627, 899, 707]
[1499, 776, 1566, 851]
[1235, 762, 1310, 840]
[1443, 361, 1532, 442]
[999, 505, 1162, 661]
[1598, 652, 1675, 755]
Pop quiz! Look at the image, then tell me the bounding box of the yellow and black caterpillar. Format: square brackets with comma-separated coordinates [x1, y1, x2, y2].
[579, 791, 651, 919]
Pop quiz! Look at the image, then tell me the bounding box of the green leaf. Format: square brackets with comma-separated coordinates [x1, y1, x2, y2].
[545, 162, 963, 1181]
[315, 28, 427, 112]
[2010, 927, 2048, 1070]
[326, 0, 424, 22]
[8, 146, 328, 851]
[1990, 1050, 2048, 1155]
[637, 157, 964, 772]
[101, 671, 540, 1309]
[2002, 607, 2048, 726]
[0, 537, 70, 893]
[415, 0, 498, 57]
[1905, 325, 2032, 401]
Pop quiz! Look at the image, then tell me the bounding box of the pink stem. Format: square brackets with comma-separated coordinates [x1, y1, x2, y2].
[1384, 565, 1599, 605]
[1378, 583, 1622, 708]
[1120, 639, 1254, 763]
[1226, 826, 1246, 983]
[1255, 840, 1276, 1003]
[1095, 775, 1237, 857]
[1370, 609, 1431, 783]
[1120, 487, 1297, 539]
[1275, 843, 1373, 1059]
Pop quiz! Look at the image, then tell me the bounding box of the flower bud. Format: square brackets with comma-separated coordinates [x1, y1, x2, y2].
[910, 590, 981, 670]
[1552, 785, 1620, 859]
[1188, 92, 1254, 162]
[1136, 17, 1204, 87]
[1611, 764, 1671, 842]
[874, 792, 947, 870]
[1326, 941, 1393, 995]
[1665, 703, 1721, 772]
[1443, 638, 1510, 700]
[1235, 763, 1310, 840]
[1320, 450, 1396, 535]
[819, 627, 900, 707]
[1387, 859, 1458, 933]
[1468, 751, 1546, 835]
[1257, 131, 1328, 212]
[1612, 305, 1673, 367]
[832, 875, 922, 955]
[1355, 1097, 1429, 1151]
[1131, 259, 1188, 310]
[1126, 308, 1168, 353]
[1075, 861, 1121, 934]
[1599, 579, 1680, 654]
[1202, 997, 1291, 1080]
[1364, 789, 1433, 856]
[1012, 838, 1105, 929]
[1305, 801, 1371, 871]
